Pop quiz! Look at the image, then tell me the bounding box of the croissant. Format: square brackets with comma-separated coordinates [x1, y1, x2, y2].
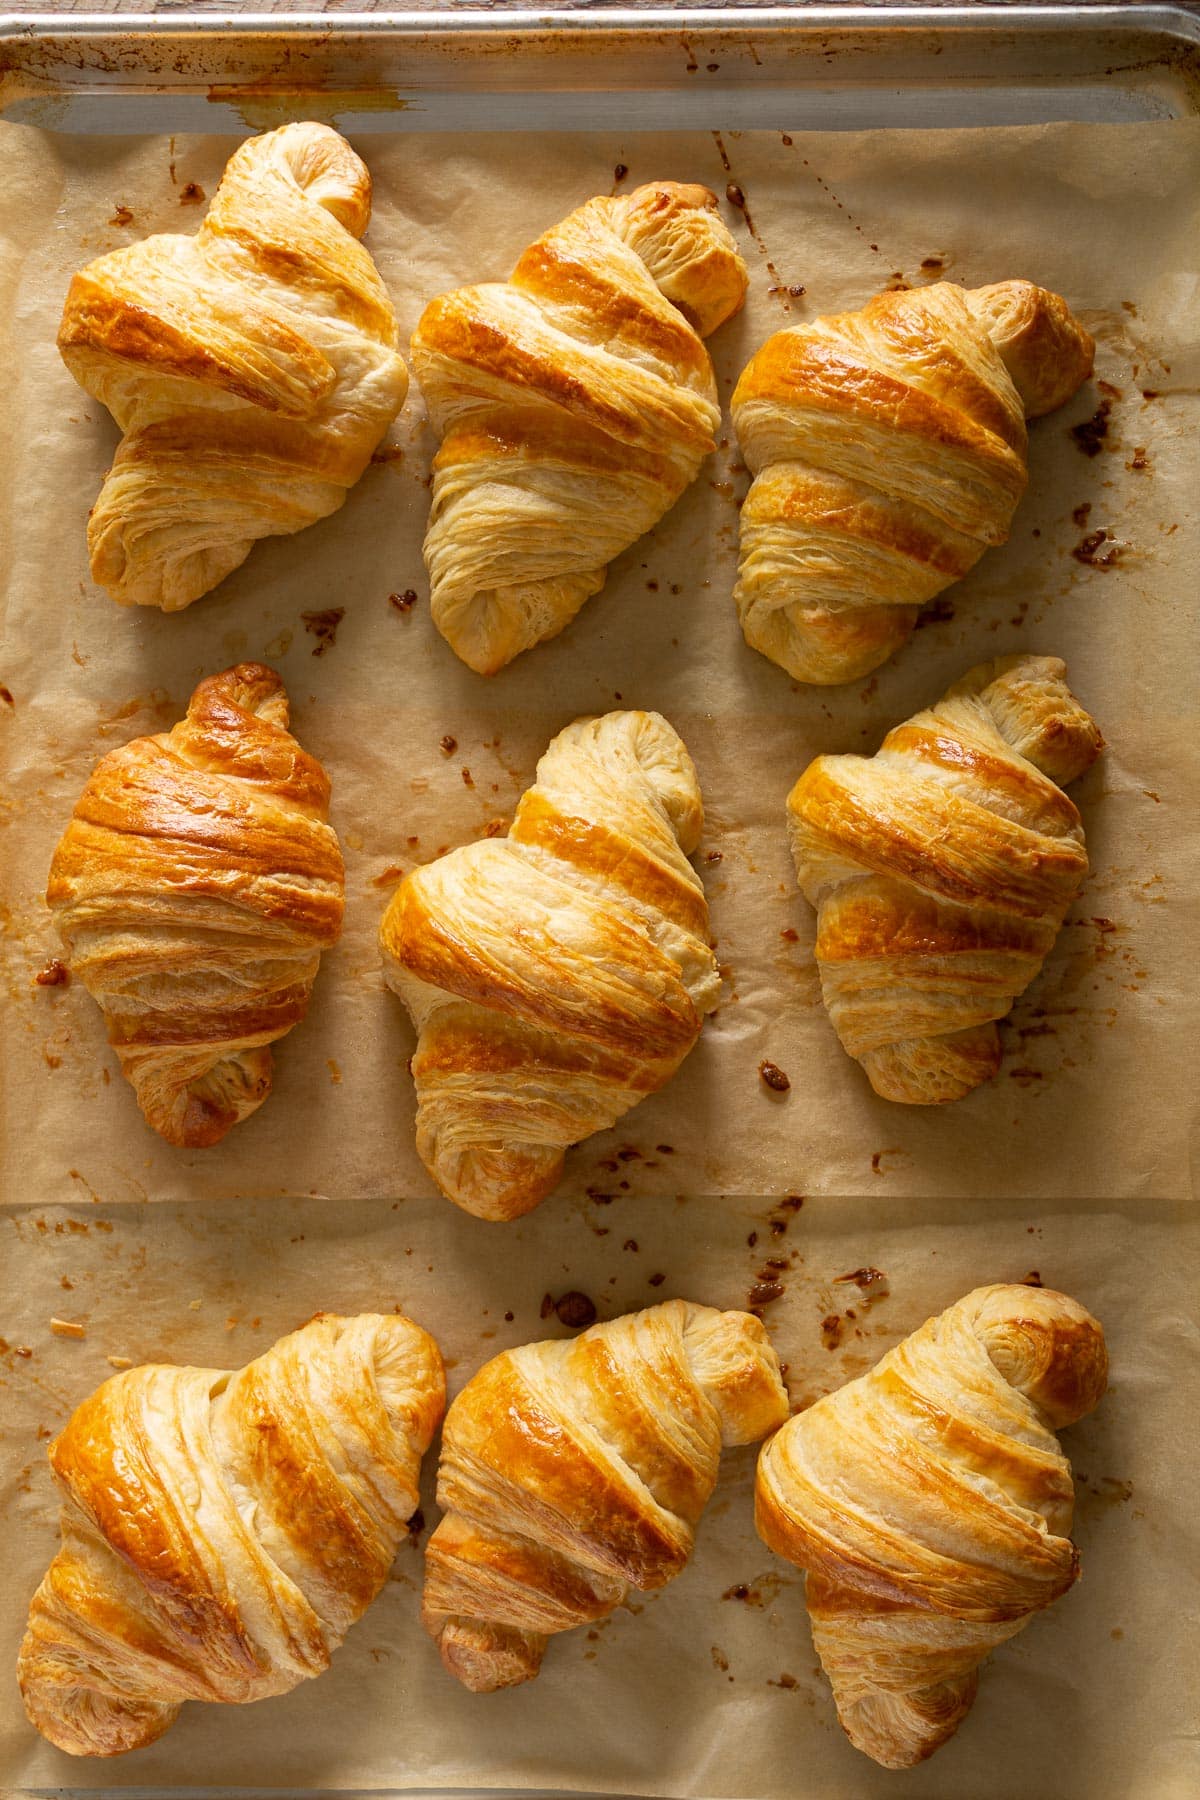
[18, 1312, 445, 1757]
[411, 181, 749, 673]
[379, 710, 720, 1220]
[731, 279, 1094, 684]
[58, 121, 409, 610]
[424, 1298, 788, 1691]
[787, 653, 1102, 1103]
[756, 1283, 1108, 1768]
[47, 663, 345, 1147]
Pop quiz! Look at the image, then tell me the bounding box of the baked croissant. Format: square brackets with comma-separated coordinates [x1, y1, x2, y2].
[732, 279, 1094, 684]
[424, 1298, 788, 1691]
[379, 710, 720, 1220]
[59, 121, 409, 610]
[47, 663, 345, 1147]
[756, 1283, 1107, 1768]
[18, 1312, 445, 1757]
[787, 653, 1102, 1103]
[411, 181, 749, 673]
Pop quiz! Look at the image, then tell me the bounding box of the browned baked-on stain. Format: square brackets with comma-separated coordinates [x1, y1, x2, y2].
[1022, 1269, 1044, 1287]
[647, 1272, 666, 1289]
[1127, 447, 1150, 471]
[326, 1059, 342, 1086]
[835, 1267, 890, 1303]
[461, 767, 474, 789]
[656, 1143, 675, 1155]
[613, 163, 628, 184]
[712, 131, 796, 307]
[779, 927, 799, 943]
[34, 959, 70, 988]
[769, 1672, 799, 1689]
[722, 1582, 752, 1602]
[439, 734, 457, 756]
[179, 182, 206, 205]
[553, 1290, 597, 1329]
[749, 1279, 785, 1307]
[109, 203, 134, 227]
[920, 255, 945, 272]
[758, 1060, 791, 1093]
[406, 1507, 426, 1542]
[711, 1644, 730, 1672]
[1072, 529, 1122, 570]
[300, 607, 345, 656]
[1072, 501, 1092, 527]
[389, 589, 418, 613]
[1009, 1066, 1044, 1087]
[1069, 397, 1112, 457]
[913, 595, 955, 630]
[0, 684, 13, 705]
[371, 865, 404, 888]
[821, 1313, 846, 1350]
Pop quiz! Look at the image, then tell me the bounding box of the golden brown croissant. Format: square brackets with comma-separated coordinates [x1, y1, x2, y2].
[787, 654, 1102, 1103]
[411, 181, 748, 673]
[732, 279, 1094, 684]
[47, 663, 345, 1147]
[59, 122, 409, 610]
[424, 1298, 788, 1691]
[379, 710, 719, 1220]
[18, 1312, 445, 1757]
[756, 1283, 1107, 1768]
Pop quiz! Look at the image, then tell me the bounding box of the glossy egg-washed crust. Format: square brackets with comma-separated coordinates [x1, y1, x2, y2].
[18, 1314, 446, 1757]
[424, 1299, 788, 1691]
[379, 709, 720, 1220]
[756, 1283, 1107, 1769]
[46, 663, 345, 1147]
[787, 653, 1102, 1104]
[411, 181, 749, 673]
[58, 122, 409, 610]
[731, 279, 1094, 685]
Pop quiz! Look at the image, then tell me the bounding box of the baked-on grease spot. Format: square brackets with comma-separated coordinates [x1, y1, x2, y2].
[109, 203, 134, 227]
[913, 595, 955, 630]
[711, 1645, 730, 1672]
[34, 960, 70, 987]
[1072, 501, 1092, 526]
[920, 254, 945, 271]
[749, 1279, 784, 1307]
[779, 927, 799, 943]
[300, 608, 345, 656]
[1023, 1270, 1044, 1287]
[1070, 398, 1113, 457]
[1127, 447, 1150, 471]
[769, 1672, 799, 1689]
[613, 163, 628, 184]
[551, 1291, 597, 1329]
[758, 1060, 791, 1093]
[326, 1060, 342, 1086]
[389, 589, 418, 613]
[1072, 529, 1123, 569]
[647, 1272, 666, 1289]
[179, 182, 205, 205]
[835, 1267, 889, 1304]
[0, 684, 13, 704]
[461, 767, 474, 788]
[439, 734, 457, 756]
[371, 865, 404, 888]
[821, 1314, 846, 1350]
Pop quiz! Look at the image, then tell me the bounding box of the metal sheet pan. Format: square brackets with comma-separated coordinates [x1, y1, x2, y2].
[1, 9, 1196, 1799]
[1, 7, 1199, 134]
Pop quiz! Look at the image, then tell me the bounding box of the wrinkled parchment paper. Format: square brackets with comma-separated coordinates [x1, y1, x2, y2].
[1, 1193, 1196, 1798]
[0, 115, 1198, 1797]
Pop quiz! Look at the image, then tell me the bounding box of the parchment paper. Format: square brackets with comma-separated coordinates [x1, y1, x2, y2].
[0, 118, 1197, 1206]
[1, 1193, 1196, 1798]
[0, 115, 1198, 1799]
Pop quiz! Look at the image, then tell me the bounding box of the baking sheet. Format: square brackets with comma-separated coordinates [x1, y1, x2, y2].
[1, 1192, 1196, 1799]
[0, 112, 1197, 1799]
[1, 118, 1197, 1208]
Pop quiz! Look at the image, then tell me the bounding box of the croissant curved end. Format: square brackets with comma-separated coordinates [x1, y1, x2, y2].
[423, 1135, 566, 1224]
